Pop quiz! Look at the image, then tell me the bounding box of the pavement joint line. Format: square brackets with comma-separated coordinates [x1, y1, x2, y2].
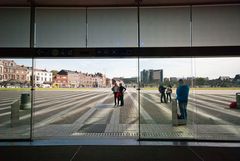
[144, 94, 240, 135]
[34, 91, 91, 104]
[0, 106, 11, 110]
[188, 96, 240, 117]
[195, 94, 232, 105]
[141, 93, 172, 116]
[0, 111, 11, 117]
[30, 95, 97, 119]
[34, 93, 109, 129]
[148, 93, 238, 126]
[0, 101, 18, 107]
[34, 92, 98, 108]
[71, 92, 112, 133]
[1, 90, 240, 139]
[109, 107, 120, 125]
[126, 91, 155, 123]
[0, 93, 101, 127]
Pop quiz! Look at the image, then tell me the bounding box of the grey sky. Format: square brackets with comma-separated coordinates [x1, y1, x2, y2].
[9, 57, 240, 79]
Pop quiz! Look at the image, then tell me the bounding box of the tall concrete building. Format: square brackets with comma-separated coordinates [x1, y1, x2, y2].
[141, 69, 163, 84]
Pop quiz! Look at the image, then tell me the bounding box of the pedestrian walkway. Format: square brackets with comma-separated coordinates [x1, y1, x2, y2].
[0, 90, 239, 140]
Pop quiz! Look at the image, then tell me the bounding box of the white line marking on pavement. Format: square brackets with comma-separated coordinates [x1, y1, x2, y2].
[126, 91, 155, 123]
[145, 93, 236, 126]
[188, 96, 240, 118]
[141, 93, 172, 115]
[109, 107, 120, 125]
[71, 92, 112, 133]
[34, 93, 108, 128]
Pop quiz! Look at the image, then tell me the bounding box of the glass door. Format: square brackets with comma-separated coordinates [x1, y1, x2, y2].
[139, 58, 196, 140]
[33, 58, 139, 139]
[0, 58, 33, 140]
[194, 57, 240, 141]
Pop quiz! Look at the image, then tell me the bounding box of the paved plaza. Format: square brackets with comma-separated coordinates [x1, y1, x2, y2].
[0, 89, 240, 140]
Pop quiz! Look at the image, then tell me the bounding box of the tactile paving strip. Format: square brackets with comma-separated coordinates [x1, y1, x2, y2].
[72, 132, 194, 138]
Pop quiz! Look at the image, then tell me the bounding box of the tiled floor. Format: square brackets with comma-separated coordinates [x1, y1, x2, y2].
[0, 144, 240, 161]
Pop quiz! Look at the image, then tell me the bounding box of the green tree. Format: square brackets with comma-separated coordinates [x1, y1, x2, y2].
[51, 70, 59, 78]
[195, 78, 206, 86]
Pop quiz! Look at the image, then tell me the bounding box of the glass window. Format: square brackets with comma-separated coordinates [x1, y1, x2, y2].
[140, 7, 190, 47]
[33, 58, 138, 139]
[0, 8, 30, 47]
[35, 8, 86, 47]
[87, 8, 138, 47]
[139, 58, 196, 139]
[192, 5, 240, 46]
[194, 57, 240, 140]
[0, 58, 32, 139]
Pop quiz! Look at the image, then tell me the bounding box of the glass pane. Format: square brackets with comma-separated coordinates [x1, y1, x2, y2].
[195, 57, 240, 140]
[87, 8, 138, 47]
[192, 5, 240, 46]
[140, 7, 190, 47]
[35, 8, 86, 47]
[33, 58, 138, 139]
[139, 58, 196, 139]
[0, 58, 32, 139]
[0, 8, 30, 47]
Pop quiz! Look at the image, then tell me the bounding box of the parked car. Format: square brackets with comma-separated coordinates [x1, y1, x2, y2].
[41, 84, 51, 88]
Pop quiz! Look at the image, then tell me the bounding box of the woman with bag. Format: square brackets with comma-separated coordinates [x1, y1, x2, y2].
[166, 85, 172, 103]
[111, 83, 119, 106]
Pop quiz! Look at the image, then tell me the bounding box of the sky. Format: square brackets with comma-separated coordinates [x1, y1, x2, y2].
[7, 57, 240, 79]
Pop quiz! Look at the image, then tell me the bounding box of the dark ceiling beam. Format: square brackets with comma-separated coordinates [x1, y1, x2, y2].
[27, 2, 240, 7]
[0, 1, 240, 7]
[0, 47, 240, 58]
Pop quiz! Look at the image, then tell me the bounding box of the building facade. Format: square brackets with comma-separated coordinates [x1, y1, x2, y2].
[34, 69, 52, 87]
[0, 60, 28, 83]
[140, 69, 163, 85]
[54, 69, 108, 88]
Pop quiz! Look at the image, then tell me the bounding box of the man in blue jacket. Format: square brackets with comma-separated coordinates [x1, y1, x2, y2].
[176, 79, 190, 120]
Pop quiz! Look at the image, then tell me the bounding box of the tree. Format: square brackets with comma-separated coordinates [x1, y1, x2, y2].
[195, 78, 206, 86]
[51, 70, 59, 78]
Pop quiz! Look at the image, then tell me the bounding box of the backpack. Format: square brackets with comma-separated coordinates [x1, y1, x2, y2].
[229, 101, 237, 108]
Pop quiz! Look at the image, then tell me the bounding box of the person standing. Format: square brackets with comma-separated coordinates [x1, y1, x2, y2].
[176, 79, 190, 119]
[159, 85, 167, 103]
[111, 83, 119, 106]
[118, 83, 126, 106]
[166, 85, 172, 103]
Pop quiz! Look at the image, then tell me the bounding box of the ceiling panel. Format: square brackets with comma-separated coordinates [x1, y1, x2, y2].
[0, 0, 29, 6]
[34, 0, 136, 6]
[142, 0, 240, 5]
[0, 0, 239, 6]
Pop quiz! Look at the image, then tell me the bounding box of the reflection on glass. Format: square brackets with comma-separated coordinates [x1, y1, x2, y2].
[33, 59, 138, 139]
[195, 57, 240, 140]
[139, 57, 240, 141]
[1, 57, 239, 141]
[0, 59, 32, 139]
[139, 58, 196, 139]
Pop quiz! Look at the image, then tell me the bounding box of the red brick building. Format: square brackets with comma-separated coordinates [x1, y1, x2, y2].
[0, 60, 28, 83]
[54, 70, 69, 88]
[54, 69, 108, 88]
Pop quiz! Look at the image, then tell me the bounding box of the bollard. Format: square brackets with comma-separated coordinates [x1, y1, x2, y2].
[20, 93, 31, 110]
[236, 93, 240, 109]
[172, 99, 178, 126]
[172, 99, 187, 126]
[11, 100, 20, 127]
